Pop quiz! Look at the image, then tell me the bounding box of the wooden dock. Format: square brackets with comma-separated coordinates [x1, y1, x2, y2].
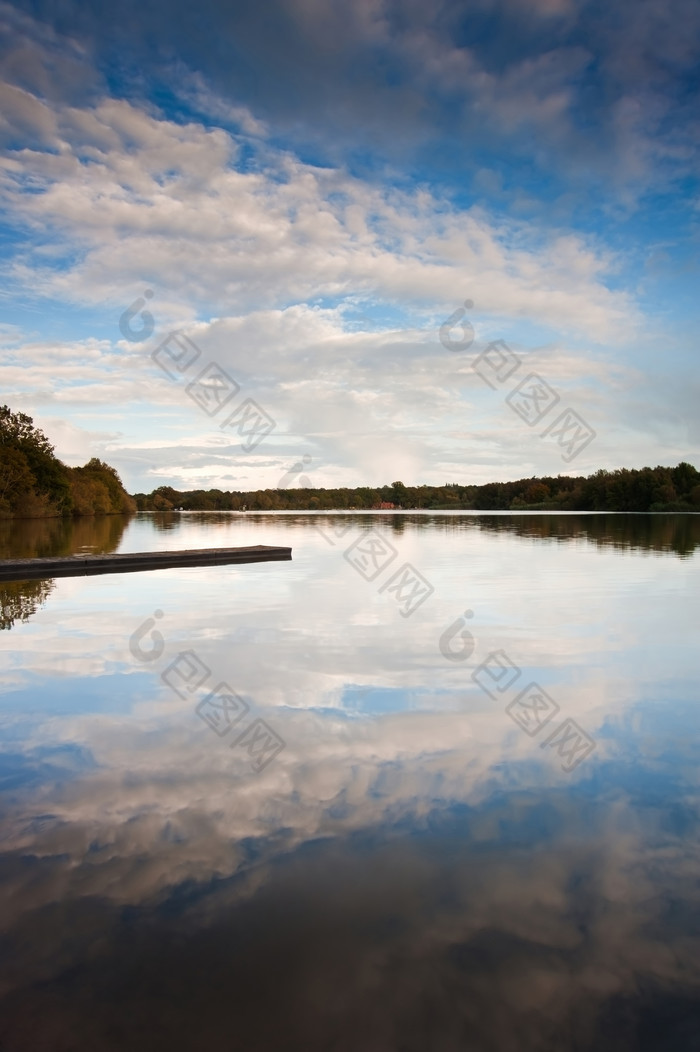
[0, 545, 292, 582]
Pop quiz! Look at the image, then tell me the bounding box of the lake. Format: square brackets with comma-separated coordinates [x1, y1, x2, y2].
[1, 511, 700, 1050]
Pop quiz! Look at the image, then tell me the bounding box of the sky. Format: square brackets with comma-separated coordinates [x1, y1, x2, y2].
[0, 0, 698, 493]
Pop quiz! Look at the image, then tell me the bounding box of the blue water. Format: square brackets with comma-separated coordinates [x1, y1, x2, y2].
[1, 511, 699, 1050]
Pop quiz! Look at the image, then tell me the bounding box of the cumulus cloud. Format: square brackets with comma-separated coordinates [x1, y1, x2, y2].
[0, 2, 695, 490]
[1, 584, 699, 1045]
[0, 93, 635, 338]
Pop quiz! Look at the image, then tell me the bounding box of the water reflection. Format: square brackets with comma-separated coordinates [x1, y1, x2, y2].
[0, 577, 55, 631]
[199, 510, 700, 557]
[0, 512, 132, 559]
[150, 510, 184, 531]
[471, 510, 700, 557]
[0, 708, 699, 1049]
[2, 510, 698, 560]
[0, 514, 133, 633]
[0, 512, 697, 634]
[0, 512, 699, 1047]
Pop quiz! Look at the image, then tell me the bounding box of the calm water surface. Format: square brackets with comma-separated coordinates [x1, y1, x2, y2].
[1, 512, 699, 1050]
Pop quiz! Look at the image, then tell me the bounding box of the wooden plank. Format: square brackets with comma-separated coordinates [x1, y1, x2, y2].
[0, 545, 292, 581]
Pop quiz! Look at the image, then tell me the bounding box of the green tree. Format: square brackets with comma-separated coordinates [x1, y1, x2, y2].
[0, 447, 34, 513]
[390, 480, 409, 506]
[0, 406, 54, 456]
[0, 405, 72, 514]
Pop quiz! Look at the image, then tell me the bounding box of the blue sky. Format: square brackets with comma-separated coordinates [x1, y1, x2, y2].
[1, 0, 698, 491]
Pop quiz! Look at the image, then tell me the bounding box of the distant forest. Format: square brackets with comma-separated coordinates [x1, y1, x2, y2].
[3, 404, 698, 517]
[134, 462, 700, 513]
[0, 405, 136, 518]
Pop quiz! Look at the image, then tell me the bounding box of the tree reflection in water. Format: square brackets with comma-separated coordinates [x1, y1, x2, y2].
[0, 512, 698, 632]
[0, 513, 132, 630]
[0, 577, 55, 630]
[0, 512, 132, 560]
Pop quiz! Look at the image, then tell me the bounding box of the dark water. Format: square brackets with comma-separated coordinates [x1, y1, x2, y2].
[1, 512, 699, 1050]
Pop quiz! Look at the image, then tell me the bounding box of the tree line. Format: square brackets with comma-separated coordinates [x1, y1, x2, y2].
[0, 405, 136, 518]
[134, 462, 700, 513]
[3, 404, 698, 517]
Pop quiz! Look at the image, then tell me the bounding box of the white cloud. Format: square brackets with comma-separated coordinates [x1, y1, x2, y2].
[2, 15, 693, 489]
[0, 81, 638, 342]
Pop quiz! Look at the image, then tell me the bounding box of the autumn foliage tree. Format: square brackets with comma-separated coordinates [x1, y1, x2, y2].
[0, 406, 135, 518]
[70, 459, 136, 515]
[0, 405, 71, 515]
